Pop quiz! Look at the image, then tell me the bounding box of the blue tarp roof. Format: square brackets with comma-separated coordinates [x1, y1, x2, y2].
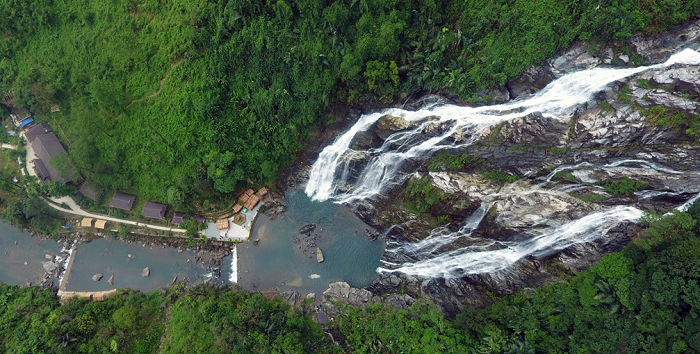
[20, 117, 34, 128]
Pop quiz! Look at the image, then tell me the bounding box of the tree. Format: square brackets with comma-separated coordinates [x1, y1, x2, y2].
[205, 151, 244, 193]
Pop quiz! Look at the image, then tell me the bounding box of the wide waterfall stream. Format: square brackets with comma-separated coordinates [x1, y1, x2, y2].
[305, 48, 700, 279]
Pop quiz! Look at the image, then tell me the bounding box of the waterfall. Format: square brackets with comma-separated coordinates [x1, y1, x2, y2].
[229, 246, 238, 284]
[378, 206, 643, 278]
[304, 48, 700, 278]
[306, 49, 700, 203]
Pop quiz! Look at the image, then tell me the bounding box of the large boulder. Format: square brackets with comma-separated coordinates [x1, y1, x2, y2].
[374, 115, 418, 140]
[42, 261, 58, 273]
[494, 184, 601, 232]
[506, 65, 556, 99]
[323, 281, 376, 308]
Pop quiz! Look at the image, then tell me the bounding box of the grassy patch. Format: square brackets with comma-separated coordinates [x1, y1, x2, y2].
[548, 146, 569, 155]
[552, 171, 578, 183]
[603, 177, 648, 196]
[486, 125, 502, 144]
[636, 78, 654, 89]
[619, 84, 633, 104]
[401, 177, 450, 216]
[644, 106, 699, 137]
[572, 193, 609, 202]
[599, 100, 615, 112]
[426, 152, 478, 172]
[480, 170, 519, 183]
[509, 145, 529, 152]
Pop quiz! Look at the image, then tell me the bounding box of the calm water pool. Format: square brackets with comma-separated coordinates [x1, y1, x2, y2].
[64, 238, 209, 292]
[237, 188, 384, 296]
[0, 221, 58, 286]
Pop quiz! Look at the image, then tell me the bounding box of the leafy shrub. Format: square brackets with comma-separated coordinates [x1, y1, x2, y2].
[401, 177, 449, 216]
[427, 152, 478, 172]
[480, 170, 519, 183]
[603, 177, 647, 196]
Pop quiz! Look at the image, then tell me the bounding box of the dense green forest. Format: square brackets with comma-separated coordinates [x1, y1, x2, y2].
[1, 0, 698, 209]
[2, 204, 700, 353]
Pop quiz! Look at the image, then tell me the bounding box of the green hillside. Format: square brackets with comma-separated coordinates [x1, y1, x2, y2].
[2, 0, 697, 209]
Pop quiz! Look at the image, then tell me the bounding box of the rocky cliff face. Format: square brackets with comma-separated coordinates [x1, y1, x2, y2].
[311, 19, 700, 317]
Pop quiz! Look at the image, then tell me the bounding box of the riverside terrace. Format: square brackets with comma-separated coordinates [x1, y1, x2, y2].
[203, 188, 270, 242]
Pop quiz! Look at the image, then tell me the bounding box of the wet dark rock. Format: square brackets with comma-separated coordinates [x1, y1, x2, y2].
[476, 87, 510, 103]
[299, 224, 316, 234]
[385, 294, 415, 310]
[315, 311, 328, 324]
[630, 19, 700, 64]
[349, 130, 383, 150]
[507, 65, 556, 99]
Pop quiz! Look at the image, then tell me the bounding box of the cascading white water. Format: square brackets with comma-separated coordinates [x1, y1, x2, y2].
[304, 48, 700, 278]
[378, 206, 643, 278]
[395, 203, 491, 256]
[229, 246, 238, 284]
[306, 49, 700, 203]
[545, 159, 685, 182]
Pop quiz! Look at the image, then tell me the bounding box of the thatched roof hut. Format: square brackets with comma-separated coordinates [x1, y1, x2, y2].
[216, 219, 230, 230]
[94, 220, 107, 229]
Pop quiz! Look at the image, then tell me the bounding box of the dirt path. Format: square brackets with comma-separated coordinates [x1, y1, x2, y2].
[127, 60, 183, 108]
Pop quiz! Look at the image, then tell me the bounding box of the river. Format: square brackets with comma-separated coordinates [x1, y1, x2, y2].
[63, 238, 210, 292]
[0, 221, 213, 291]
[0, 221, 59, 286]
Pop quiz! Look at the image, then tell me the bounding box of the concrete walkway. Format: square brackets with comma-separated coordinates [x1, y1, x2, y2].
[47, 199, 186, 233]
[1, 143, 17, 150]
[22, 132, 185, 234]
